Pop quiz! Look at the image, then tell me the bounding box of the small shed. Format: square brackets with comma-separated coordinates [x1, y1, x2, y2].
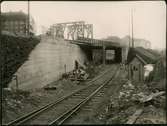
[127, 47, 159, 82]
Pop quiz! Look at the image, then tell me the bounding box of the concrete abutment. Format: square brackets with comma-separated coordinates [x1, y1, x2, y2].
[9, 36, 89, 90]
[8, 36, 128, 90]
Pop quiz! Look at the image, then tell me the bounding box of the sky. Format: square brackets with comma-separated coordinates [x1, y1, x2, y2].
[1, 1, 166, 49]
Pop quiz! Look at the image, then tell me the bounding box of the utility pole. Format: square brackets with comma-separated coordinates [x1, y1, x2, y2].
[131, 8, 134, 48]
[102, 41, 106, 65]
[129, 9, 131, 48]
[28, 0, 30, 36]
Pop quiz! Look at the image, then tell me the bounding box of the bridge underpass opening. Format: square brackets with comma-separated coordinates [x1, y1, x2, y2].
[80, 46, 92, 61]
[92, 47, 122, 65]
[105, 47, 122, 64]
[106, 49, 115, 64]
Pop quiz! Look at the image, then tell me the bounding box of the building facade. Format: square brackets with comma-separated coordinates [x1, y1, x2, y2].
[1, 11, 35, 36]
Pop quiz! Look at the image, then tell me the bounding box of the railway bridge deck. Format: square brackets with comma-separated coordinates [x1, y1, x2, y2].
[48, 21, 128, 64]
[67, 37, 127, 64]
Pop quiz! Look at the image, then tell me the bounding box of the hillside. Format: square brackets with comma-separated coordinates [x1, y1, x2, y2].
[1, 34, 40, 88]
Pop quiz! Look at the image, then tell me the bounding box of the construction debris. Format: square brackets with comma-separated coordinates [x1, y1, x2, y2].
[135, 105, 166, 124]
[139, 91, 165, 103]
[101, 79, 166, 124]
[126, 109, 143, 124]
[62, 62, 90, 82]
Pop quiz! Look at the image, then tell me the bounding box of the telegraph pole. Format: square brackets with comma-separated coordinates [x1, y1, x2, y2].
[129, 9, 131, 48]
[131, 8, 134, 48]
[28, 0, 30, 36]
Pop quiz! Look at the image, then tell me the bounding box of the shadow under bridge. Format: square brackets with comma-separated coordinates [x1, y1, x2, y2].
[67, 37, 123, 64]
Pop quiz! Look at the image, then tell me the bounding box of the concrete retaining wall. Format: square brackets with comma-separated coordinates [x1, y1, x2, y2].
[9, 36, 88, 90]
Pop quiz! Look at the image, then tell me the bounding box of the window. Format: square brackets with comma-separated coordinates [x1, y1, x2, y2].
[133, 66, 138, 71]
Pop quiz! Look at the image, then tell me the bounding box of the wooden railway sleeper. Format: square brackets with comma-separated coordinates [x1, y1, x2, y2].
[6, 66, 119, 125]
[49, 66, 120, 125]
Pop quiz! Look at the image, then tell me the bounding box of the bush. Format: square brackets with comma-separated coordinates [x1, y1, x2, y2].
[1, 34, 40, 88]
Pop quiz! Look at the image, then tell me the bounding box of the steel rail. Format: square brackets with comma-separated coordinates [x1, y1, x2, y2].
[6, 65, 116, 126]
[49, 66, 120, 125]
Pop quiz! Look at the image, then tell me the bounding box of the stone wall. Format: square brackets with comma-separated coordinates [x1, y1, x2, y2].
[9, 36, 88, 90]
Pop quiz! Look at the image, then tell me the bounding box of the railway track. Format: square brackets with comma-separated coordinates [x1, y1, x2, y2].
[64, 71, 127, 124]
[6, 64, 120, 125]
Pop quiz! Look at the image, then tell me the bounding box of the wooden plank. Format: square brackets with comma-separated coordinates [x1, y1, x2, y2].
[140, 91, 165, 103]
[126, 109, 143, 124]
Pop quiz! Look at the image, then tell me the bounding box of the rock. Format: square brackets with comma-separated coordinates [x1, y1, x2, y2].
[126, 108, 143, 124]
[107, 115, 125, 124]
[110, 99, 119, 108]
[136, 105, 166, 124]
[74, 81, 80, 85]
[106, 117, 113, 124]
[124, 106, 137, 116]
[83, 73, 89, 80]
[153, 95, 166, 108]
[119, 92, 124, 98]
[16, 100, 21, 104]
[80, 69, 86, 75]
[128, 83, 135, 90]
[131, 92, 146, 102]
[44, 86, 57, 90]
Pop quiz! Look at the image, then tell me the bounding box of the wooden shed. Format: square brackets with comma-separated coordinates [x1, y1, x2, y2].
[127, 47, 159, 82]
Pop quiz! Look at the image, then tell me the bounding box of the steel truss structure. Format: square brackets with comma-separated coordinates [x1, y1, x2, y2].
[49, 21, 93, 40]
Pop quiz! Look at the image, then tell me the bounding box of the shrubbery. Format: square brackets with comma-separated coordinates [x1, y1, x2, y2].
[1, 34, 40, 88]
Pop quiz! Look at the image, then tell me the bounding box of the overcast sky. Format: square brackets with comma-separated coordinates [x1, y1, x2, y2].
[1, 1, 166, 49]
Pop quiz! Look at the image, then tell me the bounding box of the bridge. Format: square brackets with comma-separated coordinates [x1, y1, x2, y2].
[47, 21, 128, 64]
[68, 37, 121, 48]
